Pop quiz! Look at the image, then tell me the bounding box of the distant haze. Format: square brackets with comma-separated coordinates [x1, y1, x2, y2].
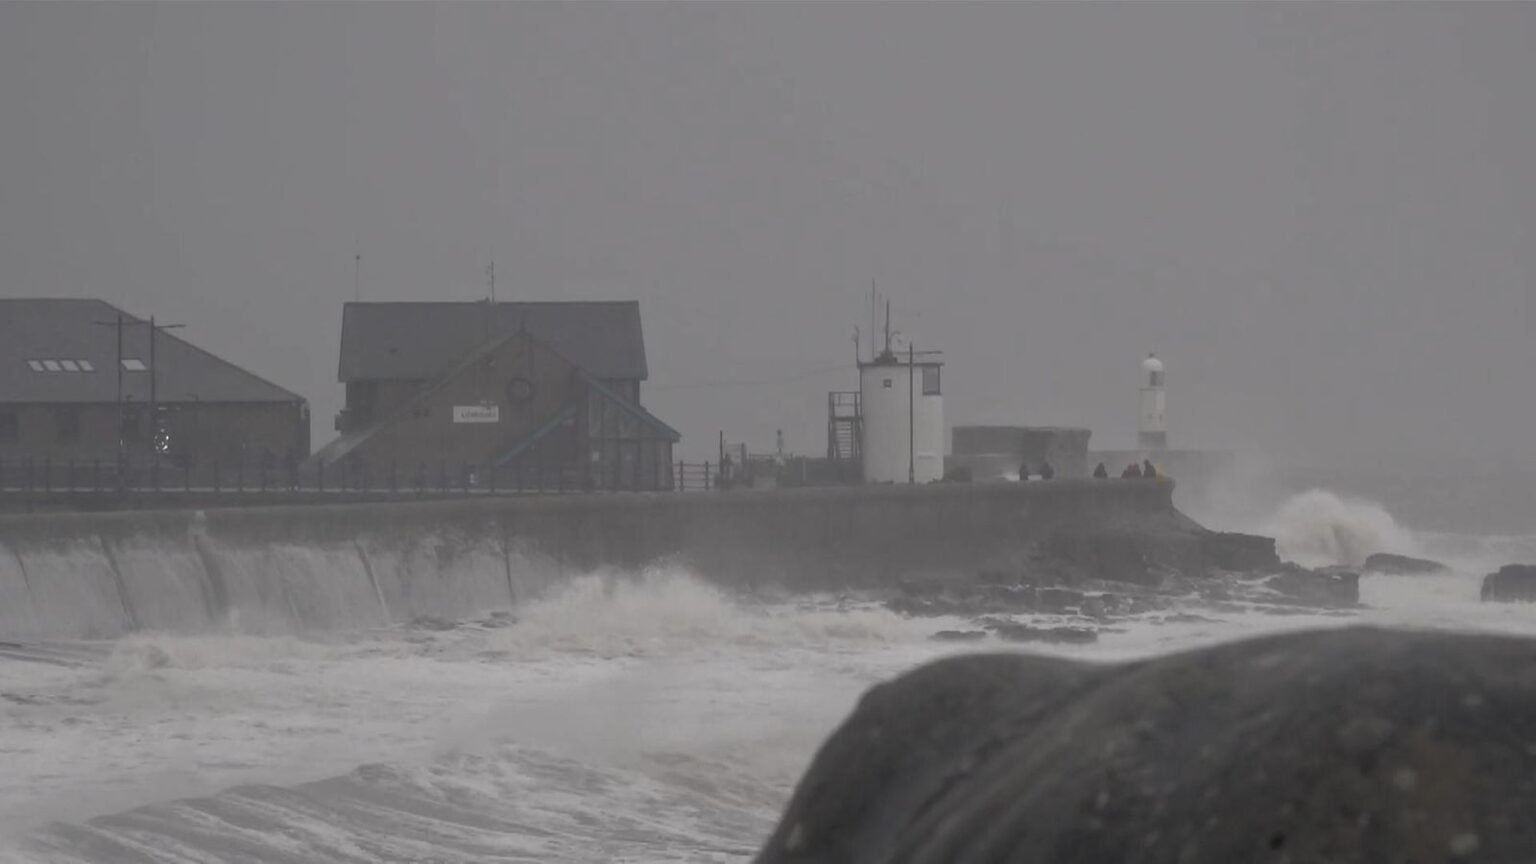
[3, 2, 1532, 469]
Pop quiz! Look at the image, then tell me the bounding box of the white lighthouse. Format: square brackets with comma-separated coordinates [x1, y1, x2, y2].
[1138, 353, 1167, 451]
[859, 341, 944, 484]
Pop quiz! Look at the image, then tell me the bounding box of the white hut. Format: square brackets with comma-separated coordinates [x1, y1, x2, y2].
[859, 342, 944, 484]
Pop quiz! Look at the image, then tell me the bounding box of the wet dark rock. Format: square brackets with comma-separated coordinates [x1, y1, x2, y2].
[1365, 553, 1450, 575]
[1037, 531, 1204, 587]
[1200, 531, 1280, 572]
[930, 630, 988, 642]
[757, 628, 1536, 864]
[1036, 587, 1086, 613]
[1157, 612, 1222, 625]
[1264, 565, 1360, 608]
[986, 621, 1099, 644]
[1482, 564, 1536, 603]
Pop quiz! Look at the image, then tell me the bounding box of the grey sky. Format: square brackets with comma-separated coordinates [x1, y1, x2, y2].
[2, 2, 1531, 468]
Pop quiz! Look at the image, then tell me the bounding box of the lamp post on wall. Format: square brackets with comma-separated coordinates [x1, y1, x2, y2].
[147, 316, 184, 459]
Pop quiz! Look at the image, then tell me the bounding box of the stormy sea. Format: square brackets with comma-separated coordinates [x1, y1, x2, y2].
[1, 485, 1533, 863]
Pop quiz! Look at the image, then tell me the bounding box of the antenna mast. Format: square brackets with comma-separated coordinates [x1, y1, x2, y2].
[353, 249, 362, 302]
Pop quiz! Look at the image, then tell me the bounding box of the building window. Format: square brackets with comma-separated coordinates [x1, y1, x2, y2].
[42, 360, 62, 372]
[56, 406, 81, 444]
[78, 359, 95, 372]
[26, 360, 44, 372]
[122, 359, 148, 372]
[0, 411, 17, 443]
[922, 366, 941, 396]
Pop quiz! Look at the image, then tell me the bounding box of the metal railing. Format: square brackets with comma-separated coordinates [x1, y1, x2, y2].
[0, 454, 732, 508]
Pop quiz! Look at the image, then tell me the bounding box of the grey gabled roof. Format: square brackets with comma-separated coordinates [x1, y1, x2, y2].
[0, 298, 304, 405]
[338, 301, 649, 383]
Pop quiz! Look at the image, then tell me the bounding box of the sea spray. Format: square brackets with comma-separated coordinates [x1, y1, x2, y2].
[1264, 489, 1421, 567]
[482, 566, 917, 660]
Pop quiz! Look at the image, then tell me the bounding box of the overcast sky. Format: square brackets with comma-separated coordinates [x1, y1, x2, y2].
[2, 2, 1532, 468]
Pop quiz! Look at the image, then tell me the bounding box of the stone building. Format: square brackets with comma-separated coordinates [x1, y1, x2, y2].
[315, 301, 679, 490]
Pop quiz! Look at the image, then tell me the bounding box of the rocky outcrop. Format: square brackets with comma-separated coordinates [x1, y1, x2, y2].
[1201, 531, 1281, 572]
[1263, 565, 1361, 608]
[757, 628, 1536, 864]
[1481, 564, 1536, 603]
[1365, 553, 1450, 575]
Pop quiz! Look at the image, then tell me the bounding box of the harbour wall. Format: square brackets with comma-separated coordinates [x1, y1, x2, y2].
[0, 480, 1194, 639]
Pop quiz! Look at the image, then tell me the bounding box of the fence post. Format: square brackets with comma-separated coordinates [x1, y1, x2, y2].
[317, 460, 325, 494]
[488, 463, 496, 495]
[185, 459, 192, 493]
[704, 461, 712, 491]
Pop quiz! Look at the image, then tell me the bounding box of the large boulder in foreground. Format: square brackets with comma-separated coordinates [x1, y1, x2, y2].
[1365, 553, 1450, 575]
[757, 628, 1536, 864]
[1482, 564, 1536, 603]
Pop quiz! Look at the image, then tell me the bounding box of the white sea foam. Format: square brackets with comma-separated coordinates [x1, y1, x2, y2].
[2, 501, 1535, 861]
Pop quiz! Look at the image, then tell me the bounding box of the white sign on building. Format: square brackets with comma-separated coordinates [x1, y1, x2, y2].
[452, 404, 500, 424]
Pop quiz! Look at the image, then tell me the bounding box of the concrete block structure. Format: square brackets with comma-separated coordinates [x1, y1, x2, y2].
[949, 425, 1092, 480]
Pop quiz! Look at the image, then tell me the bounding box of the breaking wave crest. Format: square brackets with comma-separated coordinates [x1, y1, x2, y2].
[1264, 489, 1421, 568]
[488, 567, 917, 659]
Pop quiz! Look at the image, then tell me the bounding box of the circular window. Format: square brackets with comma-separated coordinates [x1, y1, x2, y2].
[506, 376, 535, 404]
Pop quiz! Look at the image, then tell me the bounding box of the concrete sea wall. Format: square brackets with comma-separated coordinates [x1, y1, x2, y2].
[0, 480, 1192, 639]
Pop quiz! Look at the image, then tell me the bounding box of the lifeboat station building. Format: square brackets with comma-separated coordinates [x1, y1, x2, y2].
[315, 301, 680, 491]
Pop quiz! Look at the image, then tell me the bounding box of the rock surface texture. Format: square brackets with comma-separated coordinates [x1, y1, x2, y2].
[1364, 553, 1450, 575]
[1481, 564, 1536, 603]
[757, 628, 1536, 864]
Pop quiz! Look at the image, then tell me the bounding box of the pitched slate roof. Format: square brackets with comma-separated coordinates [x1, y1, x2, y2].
[0, 299, 304, 404]
[338, 301, 649, 383]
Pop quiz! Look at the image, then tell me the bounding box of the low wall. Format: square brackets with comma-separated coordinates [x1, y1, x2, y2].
[0, 480, 1194, 639]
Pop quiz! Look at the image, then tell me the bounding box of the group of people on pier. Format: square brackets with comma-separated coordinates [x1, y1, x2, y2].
[1020, 459, 1159, 481]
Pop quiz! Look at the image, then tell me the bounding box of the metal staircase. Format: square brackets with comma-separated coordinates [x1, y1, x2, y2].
[827, 391, 862, 463]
